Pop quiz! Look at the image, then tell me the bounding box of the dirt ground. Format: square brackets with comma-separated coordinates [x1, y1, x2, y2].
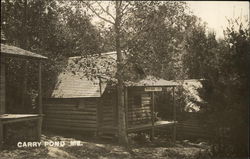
[0, 131, 212, 159]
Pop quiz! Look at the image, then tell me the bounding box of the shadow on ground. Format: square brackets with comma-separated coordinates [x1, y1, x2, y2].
[0, 130, 212, 159]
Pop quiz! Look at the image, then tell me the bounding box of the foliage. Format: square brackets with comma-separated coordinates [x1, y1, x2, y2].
[68, 53, 117, 82]
[73, 1, 202, 82]
[187, 18, 249, 157]
[1, 0, 102, 112]
[125, 1, 194, 80]
[183, 21, 218, 79]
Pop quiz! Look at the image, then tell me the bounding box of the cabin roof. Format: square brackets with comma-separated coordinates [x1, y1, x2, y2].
[51, 52, 114, 98]
[51, 73, 107, 98]
[126, 76, 179, 87]
[51, 51, 178, 98]
[1, 44, 47, 59]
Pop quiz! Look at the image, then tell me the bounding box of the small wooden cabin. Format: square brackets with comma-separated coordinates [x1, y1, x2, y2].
[0, 44, 47, 149]
[44, 52, 178, 139]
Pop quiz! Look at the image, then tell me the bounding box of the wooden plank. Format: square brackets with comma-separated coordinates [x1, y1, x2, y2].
[2, 116, 40, 124]
[0, 114, 40, 119]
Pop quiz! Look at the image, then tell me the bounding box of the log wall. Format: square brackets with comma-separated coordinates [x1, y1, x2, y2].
[44, 98, 99, 132]
[127, 88, 152, 127]
[99, 88, 117, 129]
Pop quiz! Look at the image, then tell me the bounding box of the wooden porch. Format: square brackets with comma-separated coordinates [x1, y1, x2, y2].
[0, 44, 47, 149]
[99, 79, 179, 142]
[0, 114, 42, 124]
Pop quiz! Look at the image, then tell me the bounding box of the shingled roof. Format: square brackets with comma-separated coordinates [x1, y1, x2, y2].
[51, 73, 107, 98]
[51, 52, 115, 98]
[1, 44, 47, 59]
[51, 51, 178, 98]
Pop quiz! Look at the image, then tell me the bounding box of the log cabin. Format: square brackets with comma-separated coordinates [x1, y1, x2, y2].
[0, 43, 47, 149]
[44, 52, 178, 140]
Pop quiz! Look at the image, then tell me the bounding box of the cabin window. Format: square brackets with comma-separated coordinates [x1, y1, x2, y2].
[78, 100, 86, 109]
[134, 95, 142, 107]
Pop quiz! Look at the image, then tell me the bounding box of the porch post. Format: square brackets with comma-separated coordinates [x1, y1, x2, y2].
[0, 56, 6, 114]
[172, 86, 176, 144]
[38, 61, 42, 114]
[37, 61, 42, 140]
[151, 91, 155, 141]
[0, 56, 6, 149]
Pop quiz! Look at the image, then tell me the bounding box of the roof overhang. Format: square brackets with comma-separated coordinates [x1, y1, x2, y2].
[1, 44, 47, 60]
[125, 76, 179, 87]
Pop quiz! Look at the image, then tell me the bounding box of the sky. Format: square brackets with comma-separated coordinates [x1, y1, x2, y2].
[187, 1, 249, 39]
[90, 1, 249, 39]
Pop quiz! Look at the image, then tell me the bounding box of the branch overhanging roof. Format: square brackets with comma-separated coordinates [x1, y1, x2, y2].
[51, 51, 179, 98]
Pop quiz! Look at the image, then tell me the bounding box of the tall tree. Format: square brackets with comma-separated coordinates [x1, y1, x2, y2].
[77, 1, 194, 144]
[80, 1, 129, 145]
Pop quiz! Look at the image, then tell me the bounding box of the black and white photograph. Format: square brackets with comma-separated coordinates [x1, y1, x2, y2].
[0, 1, 249, 158]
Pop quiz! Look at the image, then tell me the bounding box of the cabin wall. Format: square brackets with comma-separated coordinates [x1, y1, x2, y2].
[127, 87, 152, 127]
[0, 56, 5, 114]
[99, 87, 117, 131]
[43, 98, 99, 132]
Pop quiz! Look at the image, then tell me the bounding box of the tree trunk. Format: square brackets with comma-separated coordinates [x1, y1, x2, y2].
[115, 1, 128, 145]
